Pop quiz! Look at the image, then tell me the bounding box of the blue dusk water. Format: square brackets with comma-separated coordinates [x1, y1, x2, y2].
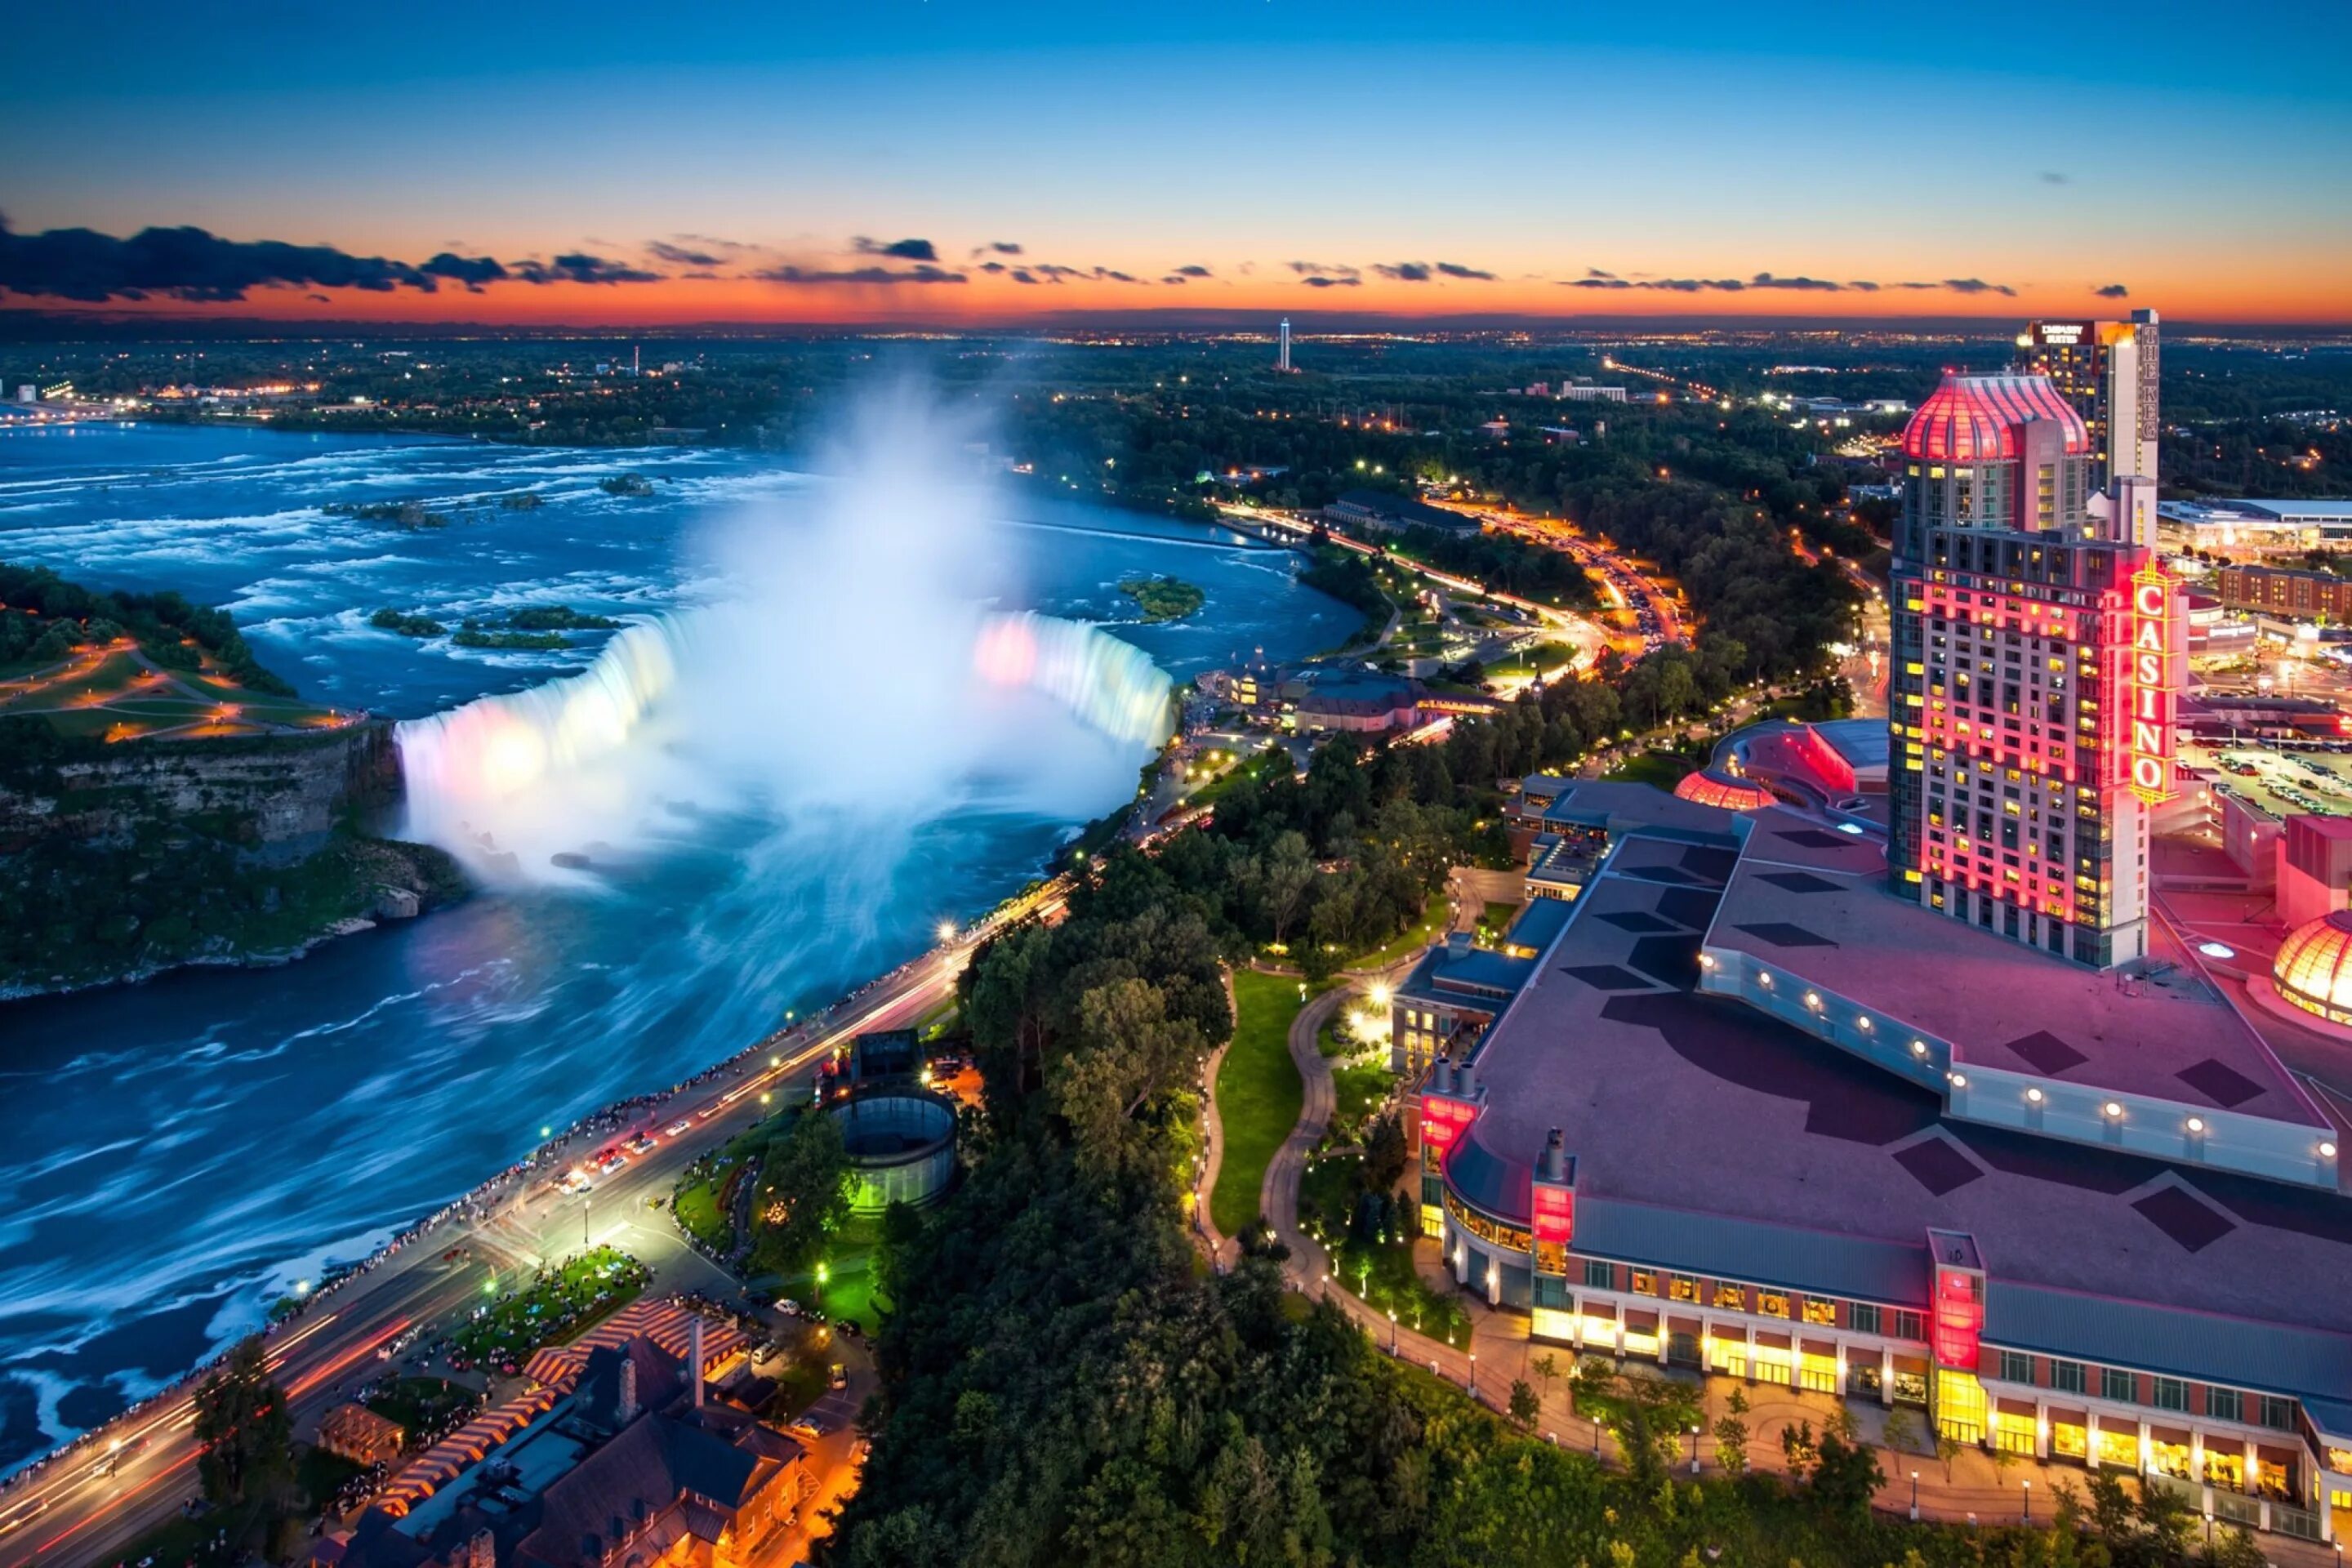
[0, 421, 1347, 1467]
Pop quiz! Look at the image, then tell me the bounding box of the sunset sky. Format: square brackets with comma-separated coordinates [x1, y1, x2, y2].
[5, 0, 2348, 327]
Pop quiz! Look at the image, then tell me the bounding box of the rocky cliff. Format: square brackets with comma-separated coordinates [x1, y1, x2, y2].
[0, 719, 464, 997]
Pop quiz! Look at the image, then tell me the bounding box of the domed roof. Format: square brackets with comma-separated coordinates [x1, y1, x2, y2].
[1901, 373, 2090, 462]
[2273, 908, 2352, 1026]
[1673, 767, 1775, 811]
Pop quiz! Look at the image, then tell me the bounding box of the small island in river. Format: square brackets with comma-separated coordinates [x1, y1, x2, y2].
[1118, 575, 1205, 622]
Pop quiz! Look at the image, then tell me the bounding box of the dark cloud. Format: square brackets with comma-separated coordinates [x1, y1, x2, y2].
[1300, 274, 1361, 288]
[513, 253, 663, 285]
[1160, 274, 1190, 285]
[2039, 171, 2070, 185]
[2095, 282, 2130, 298]
[1436, 262, 1496, 280]
[756, 263, 967, 286]
[853, 236, 938, 262]
[1172, 264, 1213, 278]
[1561, 267, 2012, 300]
[419, 252, 510, 292]
[645, 240, 725, 267]
[0, 216, 443, 302]
[989, 241, 1022, 255]
[1285, 260, 1360, 279]
[1009, 269, 1040, 284]
[979, 261, 1009, 274]
[1374, 262, 1433, 282]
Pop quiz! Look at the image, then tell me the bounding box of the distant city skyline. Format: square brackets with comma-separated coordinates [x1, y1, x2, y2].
[4, 0, 2348, 326]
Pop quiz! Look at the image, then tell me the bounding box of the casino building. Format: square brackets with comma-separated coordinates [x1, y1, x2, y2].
[1405, 777, 2352, 1544]
[1886, 371, 2182, 969]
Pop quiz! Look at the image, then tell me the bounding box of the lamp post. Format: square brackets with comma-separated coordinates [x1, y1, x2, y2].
[814, 1260, 829, 1313]
[2021, 1480, 2030, 1521]
[1388, 1312, 1397, 1355]
[1468, 1352, 1477, 1397]
[1909, 1471, 1919, 1521]
[1688, 1424, 1701, 1474]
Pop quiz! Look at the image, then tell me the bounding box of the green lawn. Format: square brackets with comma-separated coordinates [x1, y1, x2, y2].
[1602, 750, 1692, 790]
[671, 1175, 732, 1253]
[1209, 969, 1312, 1237]
[757, 1214, 888, 1333]
[1346, 890, 1449, 969]
[454, 1246, 648, 1370]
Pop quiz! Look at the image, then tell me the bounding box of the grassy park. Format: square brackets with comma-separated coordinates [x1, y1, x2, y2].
[1209, 969, 1312, 1238]
[451, 1246, 648, 1370]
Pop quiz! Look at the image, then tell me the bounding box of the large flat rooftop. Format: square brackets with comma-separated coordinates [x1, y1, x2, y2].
[1706, 818, 2319, 1123]
[1454, 783, 2352, 1360]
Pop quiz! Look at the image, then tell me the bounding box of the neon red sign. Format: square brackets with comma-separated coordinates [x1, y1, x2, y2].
[1419, 1094, 1476, 1154]
[2129, 567, 2176, 804]
[1531, 1183, 1575, 1245]
[1929, 1266, 1983, 1369]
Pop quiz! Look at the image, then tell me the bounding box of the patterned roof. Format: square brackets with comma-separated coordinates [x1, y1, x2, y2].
[1900, 373, 2089, 462]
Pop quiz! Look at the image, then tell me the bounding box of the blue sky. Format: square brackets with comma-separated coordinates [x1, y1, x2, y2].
[4, 2, 2346, 323]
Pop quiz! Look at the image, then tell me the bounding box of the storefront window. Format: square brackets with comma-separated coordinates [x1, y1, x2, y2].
[2051, 1422, 2087, 1462]
[2096, 1428, 2140, 1468]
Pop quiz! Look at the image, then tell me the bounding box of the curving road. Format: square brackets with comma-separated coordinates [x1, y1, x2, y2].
[0, 882, 1065, 1568]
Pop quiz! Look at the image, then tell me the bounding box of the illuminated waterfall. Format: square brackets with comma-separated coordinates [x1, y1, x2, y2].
[393, 608, 1171, 868]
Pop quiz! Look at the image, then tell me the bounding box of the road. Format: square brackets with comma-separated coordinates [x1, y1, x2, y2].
[0, 881, 1065, 1568]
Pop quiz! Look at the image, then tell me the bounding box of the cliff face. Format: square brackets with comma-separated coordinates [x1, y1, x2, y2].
[0, 721, 400, 858]
[0, 720, 465, 998]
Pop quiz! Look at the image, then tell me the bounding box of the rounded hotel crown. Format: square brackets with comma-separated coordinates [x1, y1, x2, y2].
[1900, 373, 2090, 463]
[1673, 766, 1775, 812]
[2274, 908, 2352, 1027]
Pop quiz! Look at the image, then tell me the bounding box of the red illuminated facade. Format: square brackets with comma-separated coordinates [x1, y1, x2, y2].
[1419, 1092, 1477, 1153]
[1887, 372, 2170, 969]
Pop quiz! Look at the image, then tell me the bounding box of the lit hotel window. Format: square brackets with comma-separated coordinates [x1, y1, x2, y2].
[1713, 1283, 1746, 1312]
[1668, 1275, 1698, 1303]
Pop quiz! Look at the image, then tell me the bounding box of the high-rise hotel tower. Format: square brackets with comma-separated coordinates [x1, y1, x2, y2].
[2015, 311, 2160, 542]
[1886, 372, 2181, 968]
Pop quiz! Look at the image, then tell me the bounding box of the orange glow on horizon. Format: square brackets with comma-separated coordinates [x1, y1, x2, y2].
[19, 263, 2346, 328]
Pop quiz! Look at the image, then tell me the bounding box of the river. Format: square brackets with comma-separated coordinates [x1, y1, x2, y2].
[0, 421, 1346, 1468]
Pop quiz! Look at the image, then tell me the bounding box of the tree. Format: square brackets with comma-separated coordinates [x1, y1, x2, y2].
[1934, 1429, 1962, 1483]
[1713, 1387, 1750, 1477]
[1806, 1428, 1884, 1523]
[1531, 1352, 1561, 1405]
[1260, 831, 1316, 945]
[1571, 1360, 1699, 1489]
[192, 1336, 292, 1508]
[1780, 1417, 1818, 1473]
[1881, 1407, 1921, 1457]
[749, 1110, 853, 1276]
[1508, 1379, 1539, 1430]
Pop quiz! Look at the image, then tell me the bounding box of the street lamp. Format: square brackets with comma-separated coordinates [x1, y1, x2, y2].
[1388, 1311, 1397, 1354]
[1468, 1352, 1477, 1396]
[815, 1260, 830, 1312]
[1910, 1471, 1919, 1521]
[2021, 1480, 2031, 1521]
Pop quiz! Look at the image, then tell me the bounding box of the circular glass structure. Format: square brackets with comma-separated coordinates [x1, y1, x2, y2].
[827, 1089, 959, 1213]
[1673, 767, 1775, 812]
[2273, 909, 2352, 1027]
